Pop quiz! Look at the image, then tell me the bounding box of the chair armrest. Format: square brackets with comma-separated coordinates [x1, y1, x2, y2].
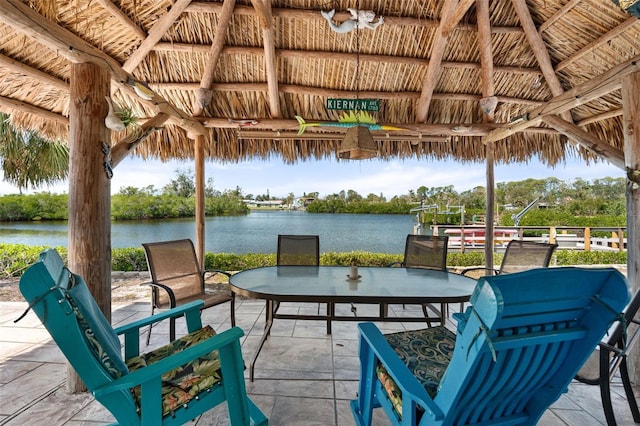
[452, 309, 470, 333]
[145, 281, 177, 307]
[460, 266, 498, 277]
[357, 322, 444, 421]
[204, 269, 232, 279]
[94, 326, 245, 396]
[114, 300, 204, 335]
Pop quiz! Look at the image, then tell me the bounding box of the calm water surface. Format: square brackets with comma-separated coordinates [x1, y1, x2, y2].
[0, 211, 416, 254]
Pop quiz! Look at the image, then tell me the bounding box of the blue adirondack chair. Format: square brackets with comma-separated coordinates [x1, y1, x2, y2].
[351, 267, 630, 426]
[18, 249, 268, 426]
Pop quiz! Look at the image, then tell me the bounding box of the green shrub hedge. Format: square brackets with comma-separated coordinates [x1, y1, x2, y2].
[0, 243, 628, 279]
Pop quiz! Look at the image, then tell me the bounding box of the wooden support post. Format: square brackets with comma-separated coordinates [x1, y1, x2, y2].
[195, 135, 205, 267]
[68, 63, 112, 393]
[584, 227, 591, 252]
[622, 71, 640, 382]
[485, 144, 495, 269]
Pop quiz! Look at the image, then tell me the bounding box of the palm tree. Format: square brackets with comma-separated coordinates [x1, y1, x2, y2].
[0, 113, 69, 193]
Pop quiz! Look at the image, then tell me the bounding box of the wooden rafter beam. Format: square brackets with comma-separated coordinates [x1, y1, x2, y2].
[154, 43, 541, 76]
[483, 52, 640, 143]
[201, 117, 494, 134]
[416, 0, 475, 122]
[194, 0, 235, 116]
[199, 116, 556, 138]
[555, 17, 640, 73]
[251, 0, 281, 118]
[111, 113, 170, 167]
[538, 0, 582, 34]
[237, 131, 452, 142]
[151, 81, 544, 106]
[95, 0, 146, 39]
[476, 0, 495, 119]
[511, 0, 564, 97]
[511, 0, 573, 123]
[184, 2, 523, 34]
[576, 108, 623, 126]
[544, 115, 625, 169]
[122, 0, 193, 73]
[0, 95, 68, 125]
[0, 0, 206, 136]
[0, 53, 68, 92]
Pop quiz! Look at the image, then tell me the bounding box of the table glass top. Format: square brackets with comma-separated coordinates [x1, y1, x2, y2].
[230, 266, 477, 301]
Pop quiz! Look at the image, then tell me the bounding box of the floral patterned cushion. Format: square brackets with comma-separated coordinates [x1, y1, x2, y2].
[126, 325, 222, 416]
[376, 326, 456, 418]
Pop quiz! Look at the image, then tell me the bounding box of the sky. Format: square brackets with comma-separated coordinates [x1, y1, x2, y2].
[0, 153, 624, 199]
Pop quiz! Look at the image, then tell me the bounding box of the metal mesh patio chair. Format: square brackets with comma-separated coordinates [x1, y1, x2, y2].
[461, 239, 558, 278]
[575, 288, 640, 425]
[277, 234, 320, 266]
[387, 234, 449, 325]
[142, 239, 234, 344]
[276, 234, 325, 327]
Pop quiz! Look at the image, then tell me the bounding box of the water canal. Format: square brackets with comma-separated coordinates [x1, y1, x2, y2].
[0, 210, 415, 254]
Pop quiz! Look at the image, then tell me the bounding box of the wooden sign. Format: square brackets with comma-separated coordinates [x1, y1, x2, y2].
[326, 98, 380, 111]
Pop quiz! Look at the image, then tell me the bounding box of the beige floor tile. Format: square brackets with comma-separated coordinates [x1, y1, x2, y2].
[269, 396, 336, 426]
[0, 363, 65, 416]
[0, 359, 42, 383]
[248, 378, 334, 399]
[12, 343, 66, 364]
[2, 386, 94, 426]
[0, 341, 34, 360]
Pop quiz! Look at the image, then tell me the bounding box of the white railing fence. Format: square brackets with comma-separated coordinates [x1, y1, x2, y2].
[427, 225, 627, 252]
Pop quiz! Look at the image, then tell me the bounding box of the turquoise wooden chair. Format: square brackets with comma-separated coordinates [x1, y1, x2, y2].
[351, 267, 629, 426]
[18, 249, 268, 426]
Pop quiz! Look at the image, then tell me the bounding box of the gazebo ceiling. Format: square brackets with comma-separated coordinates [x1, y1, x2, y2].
[0, 0, 638, 166]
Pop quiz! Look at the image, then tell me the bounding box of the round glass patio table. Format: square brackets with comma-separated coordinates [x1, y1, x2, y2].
[230, 265, 476, 303]
[230, 265, 477, 380]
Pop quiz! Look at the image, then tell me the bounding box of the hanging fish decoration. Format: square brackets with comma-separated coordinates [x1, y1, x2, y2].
[295, 111, 404, 135]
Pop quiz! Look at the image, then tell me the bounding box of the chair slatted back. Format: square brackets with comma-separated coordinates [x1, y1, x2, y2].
[434, 267, 629, 425]
[499, 240, 558, 274]
[143, 239, 203, 307]
[277, 235, 320, 266]
[403, 234, 449, 270]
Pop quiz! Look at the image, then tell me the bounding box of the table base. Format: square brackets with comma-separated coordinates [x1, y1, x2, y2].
[248, 300, 444, 381]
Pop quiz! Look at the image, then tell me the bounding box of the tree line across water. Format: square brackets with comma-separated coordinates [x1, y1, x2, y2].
[0, 169, 627, 228]
[0, 243, 627, 279]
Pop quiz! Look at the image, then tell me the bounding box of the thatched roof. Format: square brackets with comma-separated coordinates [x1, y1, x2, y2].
[0, 0, 638, 167]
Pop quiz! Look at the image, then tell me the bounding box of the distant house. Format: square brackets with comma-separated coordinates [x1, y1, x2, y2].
[243, 199, 284, 208]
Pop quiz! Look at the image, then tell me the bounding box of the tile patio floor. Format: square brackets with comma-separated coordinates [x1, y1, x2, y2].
[1, 297, 640, 425]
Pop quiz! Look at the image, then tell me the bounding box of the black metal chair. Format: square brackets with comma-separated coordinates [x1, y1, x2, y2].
[277, 234, 320, 266]
[575, 288, 640, 425]
[461, 239, 558, 278]
[387, 234, 449, 325]
[274, 235, 325, 328]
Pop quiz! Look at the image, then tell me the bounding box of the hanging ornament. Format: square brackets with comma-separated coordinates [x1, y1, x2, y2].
[104, 96, 126, 131]
[321, 8, 384, 34]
